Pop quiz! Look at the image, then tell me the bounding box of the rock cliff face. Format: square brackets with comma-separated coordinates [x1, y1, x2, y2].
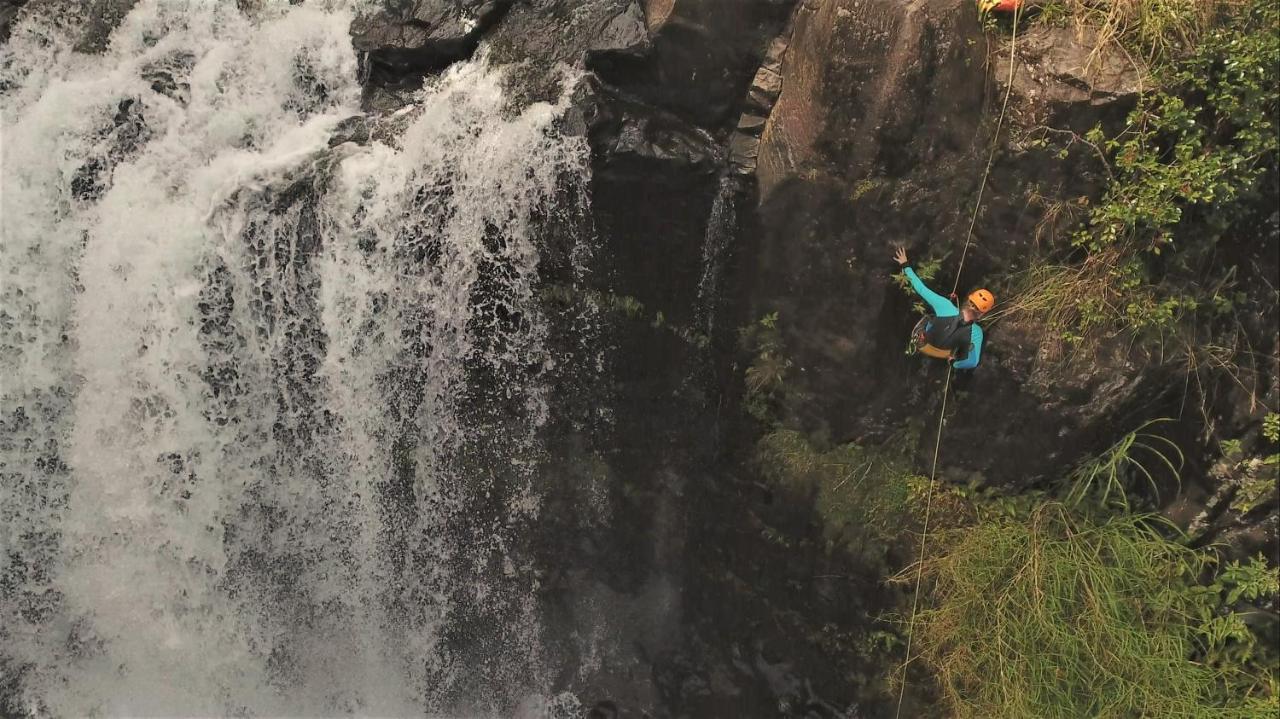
[737, 0, 1169, 487]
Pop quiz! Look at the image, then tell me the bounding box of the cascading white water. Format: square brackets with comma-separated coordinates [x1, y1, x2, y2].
[1, 1, 591, 715]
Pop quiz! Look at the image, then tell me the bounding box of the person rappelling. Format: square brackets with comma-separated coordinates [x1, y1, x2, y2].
[893, 246, 994, 370]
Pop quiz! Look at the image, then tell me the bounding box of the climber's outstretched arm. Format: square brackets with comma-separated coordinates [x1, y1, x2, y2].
[894, 247, 959, 318]
[902, 267, 959, 317]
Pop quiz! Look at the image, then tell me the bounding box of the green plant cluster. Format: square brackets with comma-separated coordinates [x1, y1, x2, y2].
[1219, 414, 1280, 514]
[1064, 418, 1184, 511]
[891, 254, 946, 317]
[739, 312, 792, 423]
[756, 429, 920, 559]
[906, 502, 1278, 718]
[1006, 0, 1278, 341]
[1085, 0, 1277, 329]
[541, 284, 709, 349]
[897, 413, 1280, 717]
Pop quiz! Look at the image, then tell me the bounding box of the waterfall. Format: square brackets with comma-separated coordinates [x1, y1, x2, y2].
[0, 1, 591, 715]
[694, 173, 742, 338]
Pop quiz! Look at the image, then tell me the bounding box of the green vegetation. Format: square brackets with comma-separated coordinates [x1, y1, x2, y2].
[1003, 0, 1278, 356]
[1064, 418, 1183, 511]
[739, 312, 791, 422]
[1219, 417, 1280, 515]
[903, 502, 1278, 718]
[737, 3, 1280, 716]
[757, 429, 919, 561]
[890, 253, 948, 317]
[1034, 0, 1226, 68]
[737, 309, 1278, 716]
[541, 284, 709, 349]
[894, 413, 1280, 717]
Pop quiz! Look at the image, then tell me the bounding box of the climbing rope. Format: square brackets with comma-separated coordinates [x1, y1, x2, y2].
[893, 365, 951, 718]
[951, 3, 1022, 296]
[894, 6, 1023, 718]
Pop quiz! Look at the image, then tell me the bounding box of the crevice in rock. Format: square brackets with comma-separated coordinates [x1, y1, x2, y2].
[727, 3, 801, 174]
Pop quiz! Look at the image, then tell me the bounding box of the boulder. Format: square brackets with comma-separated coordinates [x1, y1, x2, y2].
[995, 24, 1143, 130]
[488, 0, 647, 67]
[74, 0, 138, 54]
[351, 0, 514, 88]
[588, 0, 798, 131]
[327, 115, 370, 147]
[0, 0, 26, 43]
[485, 0, 647, 106]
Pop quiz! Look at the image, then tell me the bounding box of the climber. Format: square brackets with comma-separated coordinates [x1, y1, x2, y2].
[892, 246, 993, 370]
[978, 0, 1023, 14]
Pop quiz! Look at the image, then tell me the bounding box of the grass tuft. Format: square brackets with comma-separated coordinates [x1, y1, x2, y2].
[896, 503, 1244, 718]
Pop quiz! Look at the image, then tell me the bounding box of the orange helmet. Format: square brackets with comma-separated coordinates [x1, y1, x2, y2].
[968, 289, 995, 313]
[979, 0, 1023, 12]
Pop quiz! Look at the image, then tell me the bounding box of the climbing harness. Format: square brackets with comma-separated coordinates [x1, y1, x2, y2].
[911, 315, 972, 360]
[894, 4, 1023, 717]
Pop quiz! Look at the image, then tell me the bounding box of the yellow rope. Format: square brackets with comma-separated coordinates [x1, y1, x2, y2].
[895, 6, 1023, 717]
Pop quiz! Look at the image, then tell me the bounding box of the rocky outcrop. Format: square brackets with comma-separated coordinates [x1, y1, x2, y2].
[728, 24, 794, 174]
[740, 0, 989, 445]
[756, 0, 985, 194]
[351, 0, 515, 89]
[995, 24, 1144, 130]
[589, 0, 797, 130]
[0, 0, 26, 43]
[73, 0, 138, 53]
[729, 0, 1174, 485]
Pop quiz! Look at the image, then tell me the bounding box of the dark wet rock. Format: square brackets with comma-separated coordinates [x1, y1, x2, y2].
[731, 0, 1166, 485]
[580, 81, 721, 171]
[327, 115, 370, 147]
[488, 0, 647, 67]
[141, 51, 194, 106]
[576, 78, 723, 327]
[70, 97, 150, 201]
[995, 25, 1143, 130]
[484, 0, 647, 107]
[351, 0, 514, 89]
[588, 0, 798, 130]
[74, 0, 138, 54]
[0, 0, 26, 43]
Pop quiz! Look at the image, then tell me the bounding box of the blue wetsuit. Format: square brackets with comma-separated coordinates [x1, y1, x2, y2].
[903, 266, 984, 370]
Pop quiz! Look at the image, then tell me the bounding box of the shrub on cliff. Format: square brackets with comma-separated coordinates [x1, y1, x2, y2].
[903, 502, 1278, 718]
[1006, 0, 1278, 342]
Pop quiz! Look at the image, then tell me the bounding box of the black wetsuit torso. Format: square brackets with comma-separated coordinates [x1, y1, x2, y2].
[923, 314, 974, 360]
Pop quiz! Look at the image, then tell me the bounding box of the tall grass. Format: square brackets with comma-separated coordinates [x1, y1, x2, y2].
[1041, 0, 1237, 70]
[1065, 418, 1183, 510]
[989, 250, 1131, 339]
[899, 503, 1237, 718]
